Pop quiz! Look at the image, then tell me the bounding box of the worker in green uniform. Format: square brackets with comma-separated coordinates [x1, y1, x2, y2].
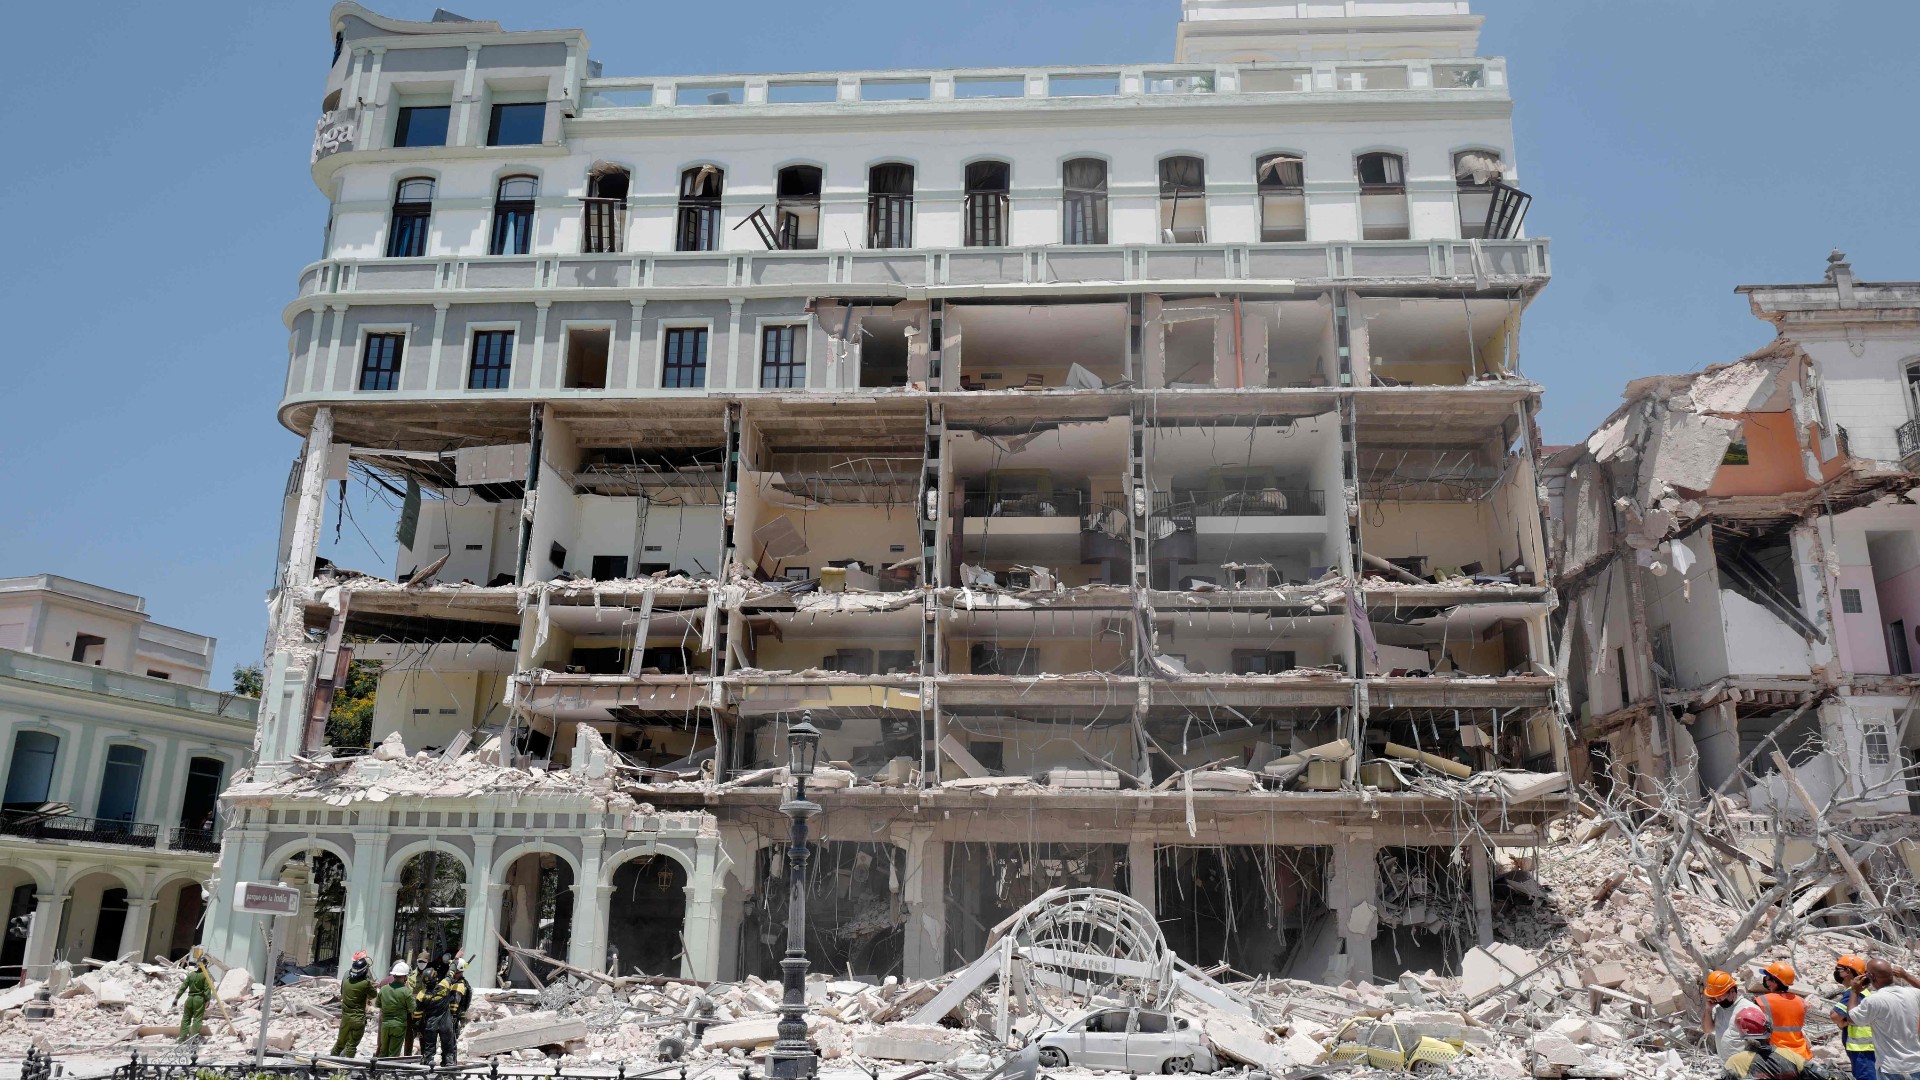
[331, 952, 375, 1056]
[376, 960, 415, 1057]
[174, 946, 214, 1041]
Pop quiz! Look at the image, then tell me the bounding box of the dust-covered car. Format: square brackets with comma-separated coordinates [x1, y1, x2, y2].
[1032, 1007, 1219, 1074]
[1325, 1017, 1466, 1073]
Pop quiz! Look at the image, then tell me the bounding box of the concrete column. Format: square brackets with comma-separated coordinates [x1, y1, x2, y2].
[477, 883, 507, 988]
[682, 835, 728, 982]
[285, 408, 334, 591]
[900, 827, 947, 980]
[212, 829, 270, 977]
[338, 831, 390, 972]
[22, 894, 70, 980]
[460, 833, 497, 980]
[119, 898, 157, 963]
[1331, 837, 1379, 984]
[1469, 844, 1495, 948]
[506, 858, 539, 953]
[567, 834, 606, 971]
[1127, 838, 1157, 917]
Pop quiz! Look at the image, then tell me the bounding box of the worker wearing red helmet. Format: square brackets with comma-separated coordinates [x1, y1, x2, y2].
[1720, 1006, 1818, 1079]
[1759, 962, 1816, 1060]
[1707, 969, 1760, 1059]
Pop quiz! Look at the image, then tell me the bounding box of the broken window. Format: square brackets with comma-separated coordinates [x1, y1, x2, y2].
[760, 325, 803, 388]
[359, 332, 404, 391]
[1866, 723, 1893, 766]
[776, 165, 823, 250]
[582, 165, 629, 253]
[1356, 152, 1410, 240]
[1256, 153, 1306, 242]
[386, 177, 434, 258]
[1231, 649, 1297, 674]
[564, 327, 610, 389]
[1157, 156, 1206, 243]
[867, 163, 914, 248]
[179, 757, 223, 831]
[71, 633, 106, 665]
[394, 105, 449, 148]
[468, 329, 514, 390]
[663, 327, 709, 389]
[1722, 435, 1749, 465]
[489, 175, 537, 256]
[486, 102, 544, 146]
[1062, 158, 1109, 245]
[676, 166, 724, 252]
[1453, 150, 1504, 239]
[964, 160, 1011, 247]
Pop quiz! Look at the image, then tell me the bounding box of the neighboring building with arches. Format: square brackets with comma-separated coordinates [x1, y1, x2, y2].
[0, 575, 255, 984]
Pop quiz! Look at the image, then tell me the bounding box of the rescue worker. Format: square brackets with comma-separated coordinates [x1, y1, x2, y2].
[376, 961, 415, 1057]
[1709, 969, 1762, 1059]
[1760, 962, 1817, 1062]
[173, 946, 214, 1042]
[331, 951, 375, 1057]
[1853, 959, 1920, 1080]
[1830, 955, 1876, 1080]
[444, 955, 473, 1062]
[1721, 1006, 1822, 1079]
[413, 960, 455, 1065]
[402, 951, 431, 1055]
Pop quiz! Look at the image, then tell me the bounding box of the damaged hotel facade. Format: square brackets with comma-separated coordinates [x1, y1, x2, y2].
[203, 1, 1570, 989]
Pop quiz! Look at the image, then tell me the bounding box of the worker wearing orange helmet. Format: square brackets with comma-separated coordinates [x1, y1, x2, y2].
[1759, 962, 1815, 1060]
[1707, 969, 1760, 1059]
[1830, 955, 1877, 1080]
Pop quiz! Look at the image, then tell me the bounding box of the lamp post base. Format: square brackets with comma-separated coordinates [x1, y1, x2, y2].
[766, 1048, 819, 1080]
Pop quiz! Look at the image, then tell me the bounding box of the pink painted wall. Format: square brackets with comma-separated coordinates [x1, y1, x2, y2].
[1836, 565, 1890, 675]
[1874, 565, 1920, 675]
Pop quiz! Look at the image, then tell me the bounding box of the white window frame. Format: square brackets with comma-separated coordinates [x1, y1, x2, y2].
[753, 316, 814, 391]
[462, 320, 523, 392]
[354, 323, 415, 393]
[558, 319, 618, 391]
[654, 318, 718, 391]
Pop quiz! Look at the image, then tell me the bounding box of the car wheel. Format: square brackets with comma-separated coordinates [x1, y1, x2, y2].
[1037, 1047, 1069, 1068]
[1408, 1062, 1442, 1077]
[1162, 1057, 1194, 1074]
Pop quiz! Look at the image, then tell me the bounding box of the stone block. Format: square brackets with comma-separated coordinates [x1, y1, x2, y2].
[1579, 962, 1629, 990]
[851, 1027, 965, 1064]
[216, 968, 254, 1002]
[465, 1014, 593, 1057]
[701, 1017, 784, 1051]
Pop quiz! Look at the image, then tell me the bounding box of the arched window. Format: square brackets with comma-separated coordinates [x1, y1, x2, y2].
[582, 165, 630, 253]
[1062, 158, 1108, 245]
[489, 175, 537, 256]
[677, 166, 723, 251]
[867, 163, 914, 249]
[776, 165, 823, 250]
[1355, 152, 1409, 240]
[964, 160, 1011, 247]
[1158, 156, 1206, 244]
[1256, 153, 1306, 242]
[386, 177, 434, 258]
[1453, 150, 1504, 239]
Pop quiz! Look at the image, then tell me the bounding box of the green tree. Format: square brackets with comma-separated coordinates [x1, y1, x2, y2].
[231, 665, 264, 697]
[325, 658, 381, 750]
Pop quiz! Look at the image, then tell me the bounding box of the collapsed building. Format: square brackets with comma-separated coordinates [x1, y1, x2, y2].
[1548, 253, 1920, 824]
[201, 0, 1571, 994]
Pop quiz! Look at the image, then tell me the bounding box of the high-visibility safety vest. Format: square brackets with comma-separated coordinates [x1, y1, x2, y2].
[1761, 992, 1813, 1058]
[1840, 988, 1875, 1054]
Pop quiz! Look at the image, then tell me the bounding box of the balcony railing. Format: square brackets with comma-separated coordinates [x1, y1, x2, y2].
[1154, 488, 1325, 517]
[962, 489, 1086, 518]
[1898, 419, 1920, 463]
[170, 826, 222, 853]
[0, 812, 159, 849]
[0, 647, 258, 723]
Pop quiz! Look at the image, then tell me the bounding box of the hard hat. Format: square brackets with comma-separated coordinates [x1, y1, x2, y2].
[353, 950, 368, 961]
[1764, 962, 1798, 987]
[1735, 1007, 1770, 1037]
[1705, 970, 1738, 998]
[391, 961, 411, 977]
[1837, 955, 1867, 976]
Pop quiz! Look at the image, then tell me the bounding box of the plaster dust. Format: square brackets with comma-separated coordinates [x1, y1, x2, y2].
[11, 821, 1912, 1080]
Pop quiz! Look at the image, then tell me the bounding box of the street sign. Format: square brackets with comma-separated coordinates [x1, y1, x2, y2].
[234, 881, 301, 917]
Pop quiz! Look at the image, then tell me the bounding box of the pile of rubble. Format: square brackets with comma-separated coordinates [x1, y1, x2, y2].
[4, 823, 1913, 1078]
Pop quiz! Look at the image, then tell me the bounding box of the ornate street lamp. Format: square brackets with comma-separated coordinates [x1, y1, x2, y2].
[768, 713, 822, 1080]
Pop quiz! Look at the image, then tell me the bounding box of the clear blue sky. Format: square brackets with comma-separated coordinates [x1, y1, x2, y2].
[2, 1, 1916, 687]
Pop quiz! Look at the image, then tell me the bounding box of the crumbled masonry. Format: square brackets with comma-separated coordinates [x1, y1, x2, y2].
[8, 822, 1913, 1080]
